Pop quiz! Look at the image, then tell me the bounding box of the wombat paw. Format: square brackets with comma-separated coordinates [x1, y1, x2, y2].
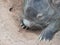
[39, 31, 53, 41]
[20, 20, 29, 30]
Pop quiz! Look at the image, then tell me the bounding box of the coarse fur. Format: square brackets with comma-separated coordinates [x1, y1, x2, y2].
[20, 0, 60, 41]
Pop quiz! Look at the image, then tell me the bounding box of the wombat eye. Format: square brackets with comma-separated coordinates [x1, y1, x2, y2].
[37, 13, 43, 18]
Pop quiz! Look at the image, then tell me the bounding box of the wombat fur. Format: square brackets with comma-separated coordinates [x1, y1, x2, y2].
[20, 0, 60, 41]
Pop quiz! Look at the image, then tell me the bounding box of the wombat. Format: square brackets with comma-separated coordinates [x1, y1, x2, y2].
[20, 0, 60, 41]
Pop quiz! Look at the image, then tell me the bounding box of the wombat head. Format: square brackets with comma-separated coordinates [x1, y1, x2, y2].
[22, 0, 60, 30]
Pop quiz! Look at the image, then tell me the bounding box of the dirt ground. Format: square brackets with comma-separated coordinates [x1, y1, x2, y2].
[0, 0, 60, 45]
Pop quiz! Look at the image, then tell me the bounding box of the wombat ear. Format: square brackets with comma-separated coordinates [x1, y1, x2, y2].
[52, 0, 60, 7]
[48, 0, 60, 9]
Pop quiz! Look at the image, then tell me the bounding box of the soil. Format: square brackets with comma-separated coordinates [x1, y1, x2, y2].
[0, 0, 60, 45]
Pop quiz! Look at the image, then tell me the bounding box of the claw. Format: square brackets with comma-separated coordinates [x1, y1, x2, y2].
[26, 27, 29, 30]
[21, 25, 26, 29]
[39, 36, 42, 41]
[43, 38, 46, 41]
[20, 23, 24, 26]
